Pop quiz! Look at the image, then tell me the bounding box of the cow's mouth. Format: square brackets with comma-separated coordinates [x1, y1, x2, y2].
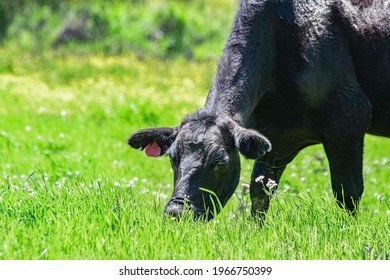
[164, 197, 211, 221]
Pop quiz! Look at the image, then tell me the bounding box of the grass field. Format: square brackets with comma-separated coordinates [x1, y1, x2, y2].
[0, 47, 389, 260]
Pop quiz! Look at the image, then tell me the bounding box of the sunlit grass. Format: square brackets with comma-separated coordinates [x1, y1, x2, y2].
[0, 49, 389, 260]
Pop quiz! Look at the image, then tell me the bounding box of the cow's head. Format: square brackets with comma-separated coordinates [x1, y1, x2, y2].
[128, 110, 271, 220]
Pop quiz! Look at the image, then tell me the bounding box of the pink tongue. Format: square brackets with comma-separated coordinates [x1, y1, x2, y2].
[145, 141, 161, 157]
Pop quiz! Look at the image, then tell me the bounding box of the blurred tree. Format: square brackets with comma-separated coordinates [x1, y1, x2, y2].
[0, 5, 6, 40]
[0, 0, 61, 41]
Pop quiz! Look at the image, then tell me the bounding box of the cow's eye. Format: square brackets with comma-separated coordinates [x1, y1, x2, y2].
[214, 161, 227, 172]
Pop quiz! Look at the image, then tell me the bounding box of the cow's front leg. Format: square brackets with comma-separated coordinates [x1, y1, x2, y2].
[250, 161, 286, 220]
[323, 135, 366, 214]
[320, 82, 372, 214]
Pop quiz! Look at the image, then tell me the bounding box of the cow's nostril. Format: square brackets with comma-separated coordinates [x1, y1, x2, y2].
[164, 199, 185, 219]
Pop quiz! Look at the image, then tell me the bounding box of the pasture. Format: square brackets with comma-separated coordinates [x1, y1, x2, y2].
[0, 0, 389, 260]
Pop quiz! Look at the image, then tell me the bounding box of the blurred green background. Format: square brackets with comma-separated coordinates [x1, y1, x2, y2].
[0, 0, 235, 60]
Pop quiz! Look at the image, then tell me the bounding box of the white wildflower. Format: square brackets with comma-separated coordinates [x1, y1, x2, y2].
[255, 175, 264, 183]
[266, 179, 278, 189]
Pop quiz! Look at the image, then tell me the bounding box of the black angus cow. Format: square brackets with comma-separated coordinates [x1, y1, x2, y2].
[128, 0, 390, 221]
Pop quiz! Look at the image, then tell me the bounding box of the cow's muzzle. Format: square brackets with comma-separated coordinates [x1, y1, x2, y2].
[164, 197, 207, 221]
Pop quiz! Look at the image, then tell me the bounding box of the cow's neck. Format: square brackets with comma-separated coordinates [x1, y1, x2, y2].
[204, 0, 275, 127]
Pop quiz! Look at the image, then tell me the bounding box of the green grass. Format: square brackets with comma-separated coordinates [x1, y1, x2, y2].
[0, 48, 389, 260]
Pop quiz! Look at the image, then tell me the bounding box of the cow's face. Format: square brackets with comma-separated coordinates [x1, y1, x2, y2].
[128, 111, 271, 220]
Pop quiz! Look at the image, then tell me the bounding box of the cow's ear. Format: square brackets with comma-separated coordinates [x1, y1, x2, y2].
[234, 128, 271, 159]
[128, 127, 177, 157]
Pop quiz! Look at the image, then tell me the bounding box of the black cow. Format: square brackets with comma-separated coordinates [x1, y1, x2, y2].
[128, 0, 390, 221]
